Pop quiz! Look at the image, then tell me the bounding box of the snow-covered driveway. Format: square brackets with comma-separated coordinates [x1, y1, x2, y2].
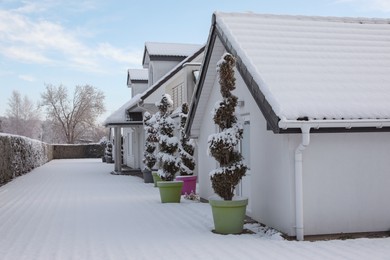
[0, 159, 389, 260]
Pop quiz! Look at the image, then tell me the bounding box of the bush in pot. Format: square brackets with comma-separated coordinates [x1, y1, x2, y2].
[175, 103, 197, 195]
[155, 94, 182, 203]
[142, 112, 158, 183]
[208, 53, 248, 234]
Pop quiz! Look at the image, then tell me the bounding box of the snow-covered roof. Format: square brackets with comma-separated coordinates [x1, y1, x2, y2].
[216, 12, 390, 121]
[104, 94, 142, 126]
[143, 42, 203, 67]
[187, 12, 390, 135]
[127, 69, 148, 87]
[128, 69, 148, 81]
[145, 42, 203, 57]
[141, 45, 205, 106]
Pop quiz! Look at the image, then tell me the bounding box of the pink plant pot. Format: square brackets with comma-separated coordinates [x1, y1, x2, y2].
[175, 175, 197, 195]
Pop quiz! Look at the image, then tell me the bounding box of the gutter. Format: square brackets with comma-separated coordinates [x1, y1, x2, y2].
[279, 118, 390, 130]
[279, 118, 390, 241]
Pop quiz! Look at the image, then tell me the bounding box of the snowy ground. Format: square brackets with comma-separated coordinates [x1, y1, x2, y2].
[0, 159, 389, 260]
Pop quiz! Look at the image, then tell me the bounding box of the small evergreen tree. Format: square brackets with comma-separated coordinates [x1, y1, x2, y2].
[105, 141, 113, 163]
[179, 103, 195, 176]
[208, 53, 247, 200]
[143, 112, 157, 170]
[156, 94, 179, 181]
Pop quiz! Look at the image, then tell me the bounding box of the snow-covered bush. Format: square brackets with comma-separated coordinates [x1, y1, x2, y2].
[105, 142, 113, 163]
[143, 112, 158, 170]
[0, 134, 53, 185]
[208, 53, 247, 201]
[99, 136, 108, 147]
[178, 103, 195, 176]
[156, 94, 179, 181]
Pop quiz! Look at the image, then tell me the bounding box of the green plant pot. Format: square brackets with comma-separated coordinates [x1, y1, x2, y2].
[209, 197, 248, 234]
[157, 181, 183, 203]
[152, 171, 162, 187]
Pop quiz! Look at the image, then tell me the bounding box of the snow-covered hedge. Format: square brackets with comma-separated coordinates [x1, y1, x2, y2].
[53, 144, 104, 159]
[0, 134, 53, 185]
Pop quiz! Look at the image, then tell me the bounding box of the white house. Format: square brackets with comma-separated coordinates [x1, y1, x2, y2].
[186, 12, 390, 240]
[105, 42, 203, 172]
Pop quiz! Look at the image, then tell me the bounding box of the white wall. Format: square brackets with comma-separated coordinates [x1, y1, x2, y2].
[195, 70, 297, 235]
[123, 128, 131, 166]
[196, 58, 298, 236]
[124, 127, 135, 168]
[150, 60, 180, 86]
[302, 131, 390, 235]
[196, 47, 390, 238]
[132, 83, 149, 97]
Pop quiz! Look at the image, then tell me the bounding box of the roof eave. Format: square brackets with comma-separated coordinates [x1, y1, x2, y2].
[279, 119, 390, 133]
[185, 15, 217, 138]
[186, 13, 282, 137]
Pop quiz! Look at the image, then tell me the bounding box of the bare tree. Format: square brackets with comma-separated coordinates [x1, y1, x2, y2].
[40, 84, 106, 144]
[4, 90, 41, 139]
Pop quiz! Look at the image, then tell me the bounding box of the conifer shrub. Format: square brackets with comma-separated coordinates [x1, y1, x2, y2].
[178, 103, 195, 176]
[156, 94, 179, 181]
[208, 53, 247, 200]
[143, 112, 157, 170]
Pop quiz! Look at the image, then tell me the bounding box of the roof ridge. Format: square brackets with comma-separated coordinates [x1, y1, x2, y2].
[215, 11, 390, 25]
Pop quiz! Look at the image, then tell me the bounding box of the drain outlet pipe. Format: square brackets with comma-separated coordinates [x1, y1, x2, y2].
[295, 125, 311, 241]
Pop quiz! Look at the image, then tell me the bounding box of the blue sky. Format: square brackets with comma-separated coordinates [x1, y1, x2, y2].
[1, 0, 390, 123]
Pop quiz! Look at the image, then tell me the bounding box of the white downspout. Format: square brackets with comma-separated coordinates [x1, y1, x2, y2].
[295, 125, 311, 241]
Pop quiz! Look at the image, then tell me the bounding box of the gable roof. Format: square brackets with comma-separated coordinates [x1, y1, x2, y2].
[127, 69, 148, 86]
[142, 42, 203, 68]
[105, 44, 204, 127]
[140, 45, 205, 104]
[104, 94, 143, 127]
[187, 12, 390, 135]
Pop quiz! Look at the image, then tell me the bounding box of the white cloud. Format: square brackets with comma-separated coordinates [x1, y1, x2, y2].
[97, 43, 143, 65]
[0, 46, 53, 64]
[18, 74, 36, 82]
[0, 5, 142, 74]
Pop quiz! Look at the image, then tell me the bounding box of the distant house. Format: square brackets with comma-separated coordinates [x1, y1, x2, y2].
[105, 42, 203, 172]
[186, 12, 390, 240]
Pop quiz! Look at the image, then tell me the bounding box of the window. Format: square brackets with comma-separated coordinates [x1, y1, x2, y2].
[126, 112, 143, 122]
[172, 83, 183, 110]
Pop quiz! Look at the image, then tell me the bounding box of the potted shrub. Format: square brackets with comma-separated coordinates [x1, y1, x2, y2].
[208, 53, 248, 234]
[100, 137, 108, 162]
[142, 112, 157, 183]
[175, 103, 197, 195]
[105, 142, 114, 164]
[156, 94, 183, 203]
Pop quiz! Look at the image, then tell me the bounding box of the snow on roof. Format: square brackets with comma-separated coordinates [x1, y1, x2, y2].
[145, 42, 203, 57]
[216, 12, 390, 120]
[140, 45, 205, 102]
[104, 94, 142, 126]
[128, 69, 148, 81]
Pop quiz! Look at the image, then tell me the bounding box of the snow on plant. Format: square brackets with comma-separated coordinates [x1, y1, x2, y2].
[156, 94, 179, 181]
[208, 53, 247, 201]
[0, 134, 50, 184]
[178, 103, 196, 176]
[143, 112, 158, 170]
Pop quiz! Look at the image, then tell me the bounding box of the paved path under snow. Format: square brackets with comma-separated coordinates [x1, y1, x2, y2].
[0, 159, 389, 260]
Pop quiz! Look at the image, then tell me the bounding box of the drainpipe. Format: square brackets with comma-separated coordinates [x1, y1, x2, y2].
[295, 125, 311, 241]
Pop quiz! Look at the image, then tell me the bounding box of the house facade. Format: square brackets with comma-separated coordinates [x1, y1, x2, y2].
[186, 12, 390, 240]
[105, 42, 203, 172]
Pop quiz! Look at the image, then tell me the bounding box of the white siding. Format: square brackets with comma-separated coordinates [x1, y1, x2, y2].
[303, 132, 390, 235]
